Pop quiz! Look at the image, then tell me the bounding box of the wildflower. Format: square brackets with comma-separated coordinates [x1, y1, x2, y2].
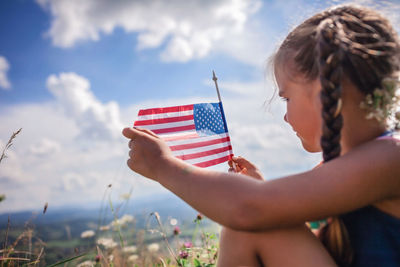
[183, 242, 192, 249]
[99, 225, 110, 231]
[108, 254, 114, 262]
[179, 250, 189, 259]
[43, 202, 48, 214]
[196, 213, 203, 221]
[97, 237, 117, 249]
[80, 230, 95, 239]
[120, 192, 131, 200]
[127, 254, 139, 262]
[360, 75, 400, 124]
[173, 226, 181, 235]
[170, 218, 178, 226]
[95, 255, 101, 263]
[147, 243, 160, 252]
[111, 214, 134, 228]
[123, 245, 137, 254]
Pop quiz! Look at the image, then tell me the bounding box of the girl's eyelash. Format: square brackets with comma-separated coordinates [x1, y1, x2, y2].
[280, 97, 289, 102]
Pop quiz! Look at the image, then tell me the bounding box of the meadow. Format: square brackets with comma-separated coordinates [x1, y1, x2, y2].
[0, 129, 220, 267]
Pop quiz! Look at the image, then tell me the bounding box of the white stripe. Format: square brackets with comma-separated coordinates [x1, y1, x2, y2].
[166, 132, 229, 146]
[137, 110, 193, 120]
[172, 141, 231, 155]
[139, 120, 194, 130]
[184, 150, 233, 165]
[159, 131, 198, 139]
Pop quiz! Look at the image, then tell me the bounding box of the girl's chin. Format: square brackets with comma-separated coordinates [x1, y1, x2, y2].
[299, 139, 321, 153]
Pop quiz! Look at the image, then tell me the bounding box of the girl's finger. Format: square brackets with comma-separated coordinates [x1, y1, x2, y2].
[122, 127, 141, 140]
[228, 167, 235, 173]
[128, 139, 134, 149]
[134, 127, 160, 139]
[228, 159, 233, 168]
[127, 158, 136, 172]
[239, 167, 248, 175]
[234, 156, 256, 168]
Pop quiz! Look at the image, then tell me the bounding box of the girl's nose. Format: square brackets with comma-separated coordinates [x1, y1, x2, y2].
[284, 113, 288, 123]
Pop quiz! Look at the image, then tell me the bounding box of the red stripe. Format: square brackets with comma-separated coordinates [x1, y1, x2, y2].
[194, 154, 233, 168]
[134, 115, 194, 126]
[170, 136, 231, 151]
[152, 124, 196, 134]
[138, 104, 193, 115]
[163, 133, 199, 142]
[176, 145, 232, 161]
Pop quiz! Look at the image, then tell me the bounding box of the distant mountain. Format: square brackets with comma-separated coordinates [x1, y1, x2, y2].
[0, 193, 199, 228]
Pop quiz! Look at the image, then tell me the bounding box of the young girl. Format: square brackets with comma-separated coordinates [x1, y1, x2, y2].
[123, 4, 400, 267]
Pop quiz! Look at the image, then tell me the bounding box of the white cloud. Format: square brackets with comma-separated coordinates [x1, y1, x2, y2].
[46, 72, 123, 140]
[0, 102, 140, 213]
[36, 0, 266, 65]
[0, 56, 11, 90]
[342, 0, 400, 28]
[29, 138, 61, 156]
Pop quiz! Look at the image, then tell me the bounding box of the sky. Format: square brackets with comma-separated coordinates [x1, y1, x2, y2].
[1, 0, 399, 214]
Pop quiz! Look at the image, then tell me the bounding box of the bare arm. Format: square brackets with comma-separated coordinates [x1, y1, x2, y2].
[123, 127, 400, 231]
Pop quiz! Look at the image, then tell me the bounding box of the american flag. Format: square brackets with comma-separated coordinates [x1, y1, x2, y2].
[134, 102, 233, 167]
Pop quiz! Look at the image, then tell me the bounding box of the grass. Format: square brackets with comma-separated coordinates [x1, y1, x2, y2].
[1, 200, 220, 266]
[0, 128, 221, 266]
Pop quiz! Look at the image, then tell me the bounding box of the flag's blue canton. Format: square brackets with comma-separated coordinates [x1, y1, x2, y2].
[193, 103, 226, 136]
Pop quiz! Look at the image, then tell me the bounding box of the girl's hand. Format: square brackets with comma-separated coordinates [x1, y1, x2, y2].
[122, 127, 175, 181]
[228, 156, 264, 180]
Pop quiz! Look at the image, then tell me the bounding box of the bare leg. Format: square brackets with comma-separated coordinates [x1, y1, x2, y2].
[217, 225, 337, 267]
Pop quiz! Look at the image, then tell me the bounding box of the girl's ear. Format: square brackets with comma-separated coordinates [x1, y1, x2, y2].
[310, 79, 323, 106]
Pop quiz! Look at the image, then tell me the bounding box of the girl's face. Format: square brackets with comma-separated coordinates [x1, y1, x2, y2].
[275, 64, 323, 152]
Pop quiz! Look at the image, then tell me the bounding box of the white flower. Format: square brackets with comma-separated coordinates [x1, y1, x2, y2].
[97, 237, 117, 249]
[127, 254, 139, 262]
[99, 225, 110, 231]
[147, 243, 160, 252]
[108, 254, 114, 262]
[77, 260, 94, 267]
[122, 245, 137, 254]
[169, 218, 178, 226]
[120, 192, 131, 200]
[111, 214, 134, 228]
[80, 230, 95, 239]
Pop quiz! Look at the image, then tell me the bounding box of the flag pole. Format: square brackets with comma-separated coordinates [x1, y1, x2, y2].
[212, 70, 222, 102]
[212, 70, 237, 171]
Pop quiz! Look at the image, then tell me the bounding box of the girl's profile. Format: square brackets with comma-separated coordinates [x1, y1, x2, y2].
[123, 4, 400, 267]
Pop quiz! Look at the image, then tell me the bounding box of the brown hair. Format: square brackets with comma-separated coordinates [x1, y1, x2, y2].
[273, 4, 400, 266]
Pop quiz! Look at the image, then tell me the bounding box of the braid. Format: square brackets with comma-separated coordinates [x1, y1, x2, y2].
[274, 4, 400, 266]
[316, 18, 353, 266]
[317, 18, 345, 162]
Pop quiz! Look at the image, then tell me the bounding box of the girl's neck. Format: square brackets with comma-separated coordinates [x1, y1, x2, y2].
[339, 79, 388, 155]
[340, 105, 387, 155]
[341, 121, 387, 155]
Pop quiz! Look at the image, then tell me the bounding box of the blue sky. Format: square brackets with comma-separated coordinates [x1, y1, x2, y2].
[1, 0, 399, 213]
